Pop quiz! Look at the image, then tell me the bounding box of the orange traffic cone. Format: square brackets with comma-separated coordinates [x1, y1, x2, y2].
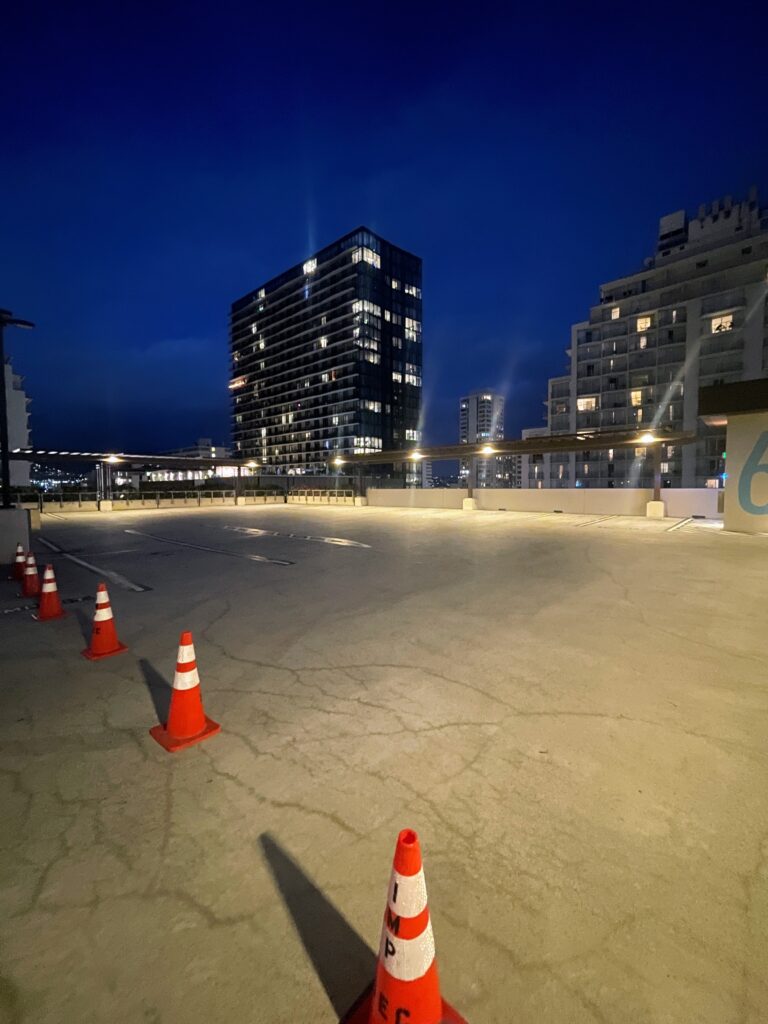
[82, 582, 128, 659]
[34, 565, 66, 621]
[343, 829, 467, 1024]
[20, 553, 40, 598]
[149, 631, 220, 753]
[11, 542, 25, 581]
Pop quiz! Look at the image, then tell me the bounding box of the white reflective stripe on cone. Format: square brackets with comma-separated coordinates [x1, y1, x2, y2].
[93, 607, 113, 622]
[378, 919, 435, 982]
[96, 592, 110, 606]
[173, 666, 200, 691]
[42, 583, 56, 593]
[388, 867, 428, 918]
[177, 644, 196, 664]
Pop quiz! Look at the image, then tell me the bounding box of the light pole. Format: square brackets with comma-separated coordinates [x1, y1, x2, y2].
[0, 309, 35, 509]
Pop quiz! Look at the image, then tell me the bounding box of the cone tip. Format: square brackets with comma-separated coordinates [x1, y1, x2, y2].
[394, 828, 423, 875]
[179, 630, 194, 645]
[97, 581, 107, 591]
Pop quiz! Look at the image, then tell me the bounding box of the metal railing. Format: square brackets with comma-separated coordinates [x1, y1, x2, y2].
[287, 489, 355, 504]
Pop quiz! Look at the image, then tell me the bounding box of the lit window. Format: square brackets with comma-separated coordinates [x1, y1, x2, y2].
[363, 400, 382, 412]
[611, 307, 620, 320]
[635, 447, 647, 457]
[404, 284, 422, 298]
[258, 288, 265, 299]
[630, 389, 642, 407]
[319, 336, 328, 348]
[332, 415, 339, 426]
[363, 352, 381, 365]
[352, 299, 382, 317]
[303, 258, 317, 274]
[712, 314, 733, 333]
[637, 316, 652, 332]
[321, 372, 329, 383]
[576, 396, 598, 412]
[608, 448, 614, 460]
[639, 335, 647, 349]
[250, 323, 258, 334]
[391, 278, 401, 290]
[405, 429, 421, 441]
[405, 317, 422, 342]
[392, 371, 403, 383]
[672, 309, 677, 324]
[392, 337, 403, 349]
[351, 247, 381, 269]
[661, 462, 670, 473]
[259, 340, 265, 350]
[228, 376, 246, 390]
[705, 478, 720, 489]
[384, 309, 391, 322]
[405, 364, 422, 387]
[304, 379, 310, 388]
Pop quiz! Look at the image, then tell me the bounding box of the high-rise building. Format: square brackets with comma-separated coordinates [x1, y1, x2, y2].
[525, 187, 768, 488]
[4, 357, 30, 487]
[458, 390, 517, 487]
[230, 228, 423, 475]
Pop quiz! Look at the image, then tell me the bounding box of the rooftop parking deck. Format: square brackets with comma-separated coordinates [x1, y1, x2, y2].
[2, 505, 767, 1023]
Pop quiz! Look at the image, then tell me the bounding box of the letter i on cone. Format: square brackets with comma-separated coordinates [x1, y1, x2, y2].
[11, 543, 25, 581]
[149, 631, 220, 753]
[342, 829, 467, 1024]
[33, 565, 66, 621]
[82, 582, 128, 659]
[21, 553, 39, 598]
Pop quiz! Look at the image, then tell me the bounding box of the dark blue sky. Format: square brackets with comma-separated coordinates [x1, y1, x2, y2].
[2, 1, 767, 452]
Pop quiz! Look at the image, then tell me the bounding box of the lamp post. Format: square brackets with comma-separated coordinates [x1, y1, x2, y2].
[0, 309, 35, 509]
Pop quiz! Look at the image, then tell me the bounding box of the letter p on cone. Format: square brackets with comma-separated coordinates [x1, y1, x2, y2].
[342, 829, 467, 1024]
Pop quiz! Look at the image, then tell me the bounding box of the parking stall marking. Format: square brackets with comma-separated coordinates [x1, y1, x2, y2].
[38, 536, 151, 592]
[123, 529, 294, 566]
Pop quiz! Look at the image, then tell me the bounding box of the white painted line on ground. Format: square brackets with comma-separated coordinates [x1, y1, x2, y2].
[221, 525, 371, 548]
[38, 536, 152, 592]
[666, 517, 693, 533]
[124, 529, 294, 566]
[575, 515, 618, 528]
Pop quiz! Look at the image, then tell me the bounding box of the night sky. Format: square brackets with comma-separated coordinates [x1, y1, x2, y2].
[2, 2, 767, 454]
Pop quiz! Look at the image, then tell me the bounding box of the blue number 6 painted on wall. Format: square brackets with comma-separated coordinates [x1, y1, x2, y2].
[738, 431, 768, 514]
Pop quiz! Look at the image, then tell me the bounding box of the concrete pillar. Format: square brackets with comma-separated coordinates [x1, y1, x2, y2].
[723, 411, 768, 534]
[462, 498, 479, 511]
[98, 500, 113, 512]
[646, 500, 666, 519]
[0, 507, 30, 563]
[235, 496, 247, 506]
[354, 496, 368, 506]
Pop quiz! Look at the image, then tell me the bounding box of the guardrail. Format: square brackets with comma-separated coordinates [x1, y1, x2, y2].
[286, 489, 355, 505]
[24, 489, 287, 513]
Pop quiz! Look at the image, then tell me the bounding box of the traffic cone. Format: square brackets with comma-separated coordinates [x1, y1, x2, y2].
[20, 553, 39, 598]
[342, 829, 467, 1024]
[10, 543, 25, 581]
[81, 582, 128, 660]
[34, 565, 66, 621]
[149, 631, 220, 753]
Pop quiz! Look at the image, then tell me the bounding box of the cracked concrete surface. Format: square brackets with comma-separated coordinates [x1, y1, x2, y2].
[1, 505, 767, 1023]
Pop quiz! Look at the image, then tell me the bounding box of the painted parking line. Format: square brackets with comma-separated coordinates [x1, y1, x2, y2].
[575, 514, 618, 528]
[666, 517, 693, 533]
[39, 536, 151, 592]
[221, 525, 371, 549]
[124, 529, 294, 566]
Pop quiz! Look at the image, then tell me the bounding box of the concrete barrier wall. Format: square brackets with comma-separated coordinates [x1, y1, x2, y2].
[661, 489, 720, 518]
[367, 488, 469, 509]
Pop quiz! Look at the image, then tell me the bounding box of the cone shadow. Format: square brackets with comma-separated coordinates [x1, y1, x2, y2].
[73, 607, 92, 644]
[139, 658, 172, 724]
[259, 833, 375, 1016]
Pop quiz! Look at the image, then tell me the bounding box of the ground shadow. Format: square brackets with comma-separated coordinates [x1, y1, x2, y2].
[259, 833, 375, 1016]
[73, 607, 92, 644]
[138, 658, 172, 724]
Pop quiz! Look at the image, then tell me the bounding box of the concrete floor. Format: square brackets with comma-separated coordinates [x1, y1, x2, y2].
[1, 505, 767, 1024]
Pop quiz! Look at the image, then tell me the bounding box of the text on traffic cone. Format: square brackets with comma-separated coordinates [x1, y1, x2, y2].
[149, 631, 220, 753]
[82, 582, 128, 660]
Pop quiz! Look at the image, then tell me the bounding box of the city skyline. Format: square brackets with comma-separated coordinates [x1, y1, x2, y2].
[1, 5, 766, 454]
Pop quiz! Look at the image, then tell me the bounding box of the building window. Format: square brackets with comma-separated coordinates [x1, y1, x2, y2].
[630, 389, 642, 407]
[637, 316, 652, 332]
[661, 461, 670, 473]
[352, 299, 382, 317]
[712, 314, 734, 333]
[405, 428, 421, 441]
[363, 400, 381, 412]
[303, 258, 317, 275]
[404, 284, 422, 298]
[392, 337, 403, 349]
[391, 278, 401, 290]
[392, 371, 402, 383]
[363, 352, 381, 365]
[405, 317, 422, 341]
[576, 396, 598, 412]
[611, 306, 620, 320]
[639, 335, 647, 349]
[351, 247, 380, 269]
[405, 364, 422, 387]
[635, 446, 647, 458]
[257, 288, 265, 299]
[384, 309, 391, 321]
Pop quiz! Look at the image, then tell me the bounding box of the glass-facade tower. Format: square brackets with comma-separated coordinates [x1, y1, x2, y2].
[230, 227, 422, 474]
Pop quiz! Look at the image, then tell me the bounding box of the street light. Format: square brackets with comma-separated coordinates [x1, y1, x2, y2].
[480, 444, 496, 455]
[639, 432, 657, 444]
[0, 309, 35, 509]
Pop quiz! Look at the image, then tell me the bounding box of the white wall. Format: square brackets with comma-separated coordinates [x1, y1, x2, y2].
[367, 488, 468, 509]
[723, 411, 768, 534]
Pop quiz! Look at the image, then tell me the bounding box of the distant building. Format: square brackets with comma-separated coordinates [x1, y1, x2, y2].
[520, 427, 550, 490]
[230, 227, 423, 479]
[458, 390, 518, 487]
[419, 459, 433, 488]
[4, 358, 30, 487]
[145, 438, 235, 483]
[526, 187, 768, 488]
